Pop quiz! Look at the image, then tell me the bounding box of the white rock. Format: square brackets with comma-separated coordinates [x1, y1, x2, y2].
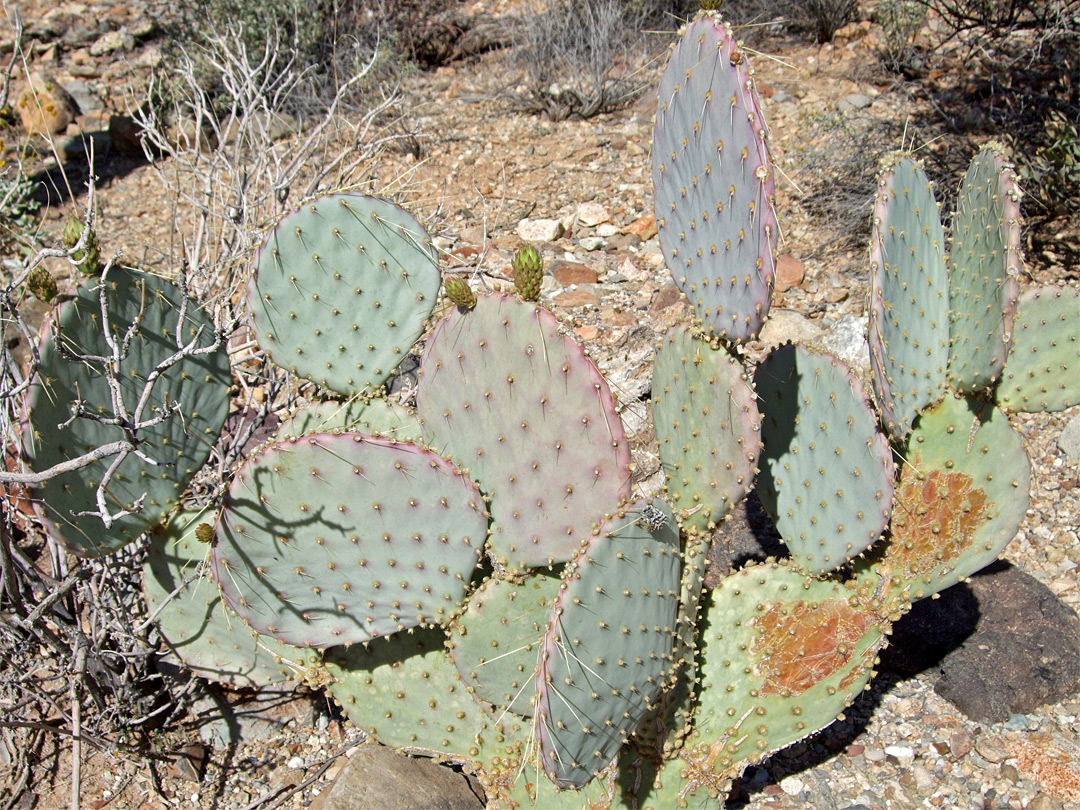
[885, 745, 915, 767]
[578, 236, 606, 251]
[287, 755, 305, 770]
[576, 201, 611, 226]
[517, 218, 564, 242]
[1058, 412, 1080, 462]
[779, 775, 805, 795]
[596, 222, 620, 238]
[758, 309, 824, 349]
[820, 314, 870, 374]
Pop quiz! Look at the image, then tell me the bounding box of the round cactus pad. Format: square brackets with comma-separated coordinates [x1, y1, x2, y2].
[25, 266, 231, 556]
[534, 500, 682, 790]
[417, 293, 631, 570]
[996, 286, 1080, 413]
[616, 755, 724, 810]
[448, 571, 562, 717]
[248, 193, 440, 397]
[652, 12, 778, 342]
[868, 156, 950, 440]
[274, 397, 422, 443]
[651, 324, 761, 535]
[754, 343, 895, 575]
[144, 508, 313, 688]
[861, 392, 1031, 605]
[688, 561, 886, 779]
[212, 432, 487, 648]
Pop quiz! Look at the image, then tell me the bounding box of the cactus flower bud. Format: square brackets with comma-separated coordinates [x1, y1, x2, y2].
[512, 245, 543, 301]
[444, 276, 477, 310]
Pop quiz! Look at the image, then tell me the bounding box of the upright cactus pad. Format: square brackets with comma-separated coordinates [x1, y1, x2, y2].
[651, 325, 761, 535]
[686, 562, 886, 782]
[417, 293, 631, 570]
[996, 286, 1080, 413]
[868, 156, 950, 440]
[25, 267, 231, 556]
[860, 393, 1030, 605]
[754, 343, 895, 575]
[448, 571, 561, 717]
[248, 193, 440, 398]
[947, 144, 1021, 393]
[534, 500, 682, 790]
[144, 508, 314, 688]
[325, 626, 492, 761]
[652, 12, 778, 343]
[212, 433, 487, 648]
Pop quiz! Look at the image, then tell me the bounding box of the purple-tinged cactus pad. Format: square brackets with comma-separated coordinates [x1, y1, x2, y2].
[417, 293, 631, 570]
[248, 193, 439, 398]
[533, 500, 681, 790]
[947, 144, 1022, 394]
[858, 392, 1030, 606]
[995, 286, 1080, 413]
[651, 324, 760, 535]
[755, 343, 895, 575]
[274, 397, 422, 443]
[868, 156, 949, 440]
[652, 11, 778, 343]
[212, 432, 487, 648]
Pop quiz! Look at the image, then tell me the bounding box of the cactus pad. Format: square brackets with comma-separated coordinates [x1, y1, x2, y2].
[754, 343, 895, 575]
[651, 324, 761, 535]
[687, 561, 886, 780]
[448, 571, 561, 717]
[652, 12, 778, 342]
[248, 193, 440, 397]
[274, 397, 422, 442]
[144, 508, 314, 687]
[946, 145, 1021, 394]
[212, 432, 487, 648]
[417, 292, 631, 570]
[25, 267, 231, 556]
[868, 156, 950, 440]
[996, 286, 1080, 413]
[862, 392, 1030, 604]
[534, 500, 682, 789]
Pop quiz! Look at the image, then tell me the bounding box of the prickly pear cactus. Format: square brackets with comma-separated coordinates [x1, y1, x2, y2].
[417, 292, 631, 571]
[512, 245, 544, 302]
[533, 500, 681, 789]
[651, 324, 760, 535]
[755, 343, 895, 575]
[858, 393, 1031, 606]
[947, 144, 1021, 394]
[868, 155, 950, 440]
[995, 285, 1080, 413]
[144, 508, 314, 688]
[25, 266, 231, 556]
[652, 11, 778, 343]
[444, 276, 478, 310]
[274, 397, 422, 443]
[212, 432, 488, 648]
[248, 193, 440, 398]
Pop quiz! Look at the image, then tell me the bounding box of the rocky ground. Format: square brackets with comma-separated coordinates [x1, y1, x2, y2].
[2, 0, 1079, 808]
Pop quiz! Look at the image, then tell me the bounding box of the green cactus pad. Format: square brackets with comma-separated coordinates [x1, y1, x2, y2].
[858, 392, 1031, 605]
[615, 755, 724, 810]
[652, 12, 778, 343]
[687, 561, 886, 780]
[534, 500, 682, 790]
[212, 433, 487, 648]
[995, 286, 1080, 413]
[417, 292, 631, 570]
[144, 508, 315, 687]
[274, 397, 422, 442]
[248, 193, 440, 397]
[495, 760, 619, 810]
[651, 325, 761, 535]
[448, 571, 561, 717]
[324, 627, 493, 760]
[754, 343, 895, 575]
[25, 267, 231, 557]
[947, 144, 1022, 394]
[868, 156, 950, 440]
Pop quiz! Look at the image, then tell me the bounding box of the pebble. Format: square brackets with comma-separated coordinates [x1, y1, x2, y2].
[885, 745, 916, 767]
[287, 756, 305, 770]
[516, 218, 564, 242]
[779, 775, 804, 795]
[578, 236, 606, 251]
[975, 737, 1010, 763]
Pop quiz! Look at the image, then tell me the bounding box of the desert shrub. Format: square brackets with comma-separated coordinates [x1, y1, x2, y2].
[876, 0, 927, 74]
[793, 0, 860, 41]
[1014, 110, 1080, 218]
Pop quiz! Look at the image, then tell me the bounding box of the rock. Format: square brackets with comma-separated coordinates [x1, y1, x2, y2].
[90, 28, 135, 56]
[1058, 413, 1080, 462]
[108, 114, 144, 153]
[575, 201, 610, 226]
[16, 73, 80, 136]
[626, 212, 657, 239]
[553, 289, 599, 308]
[1026, 792, 1065, 810]
[551, 260, 599, 286]
[308, 744, 484, 810]
[578, 236, 606, 251]
[885, 745, 915, 767]
[596, 223, 619, 238]
[887, 563, 1080, 723]
[649, 281, 683, 313]
[516, 218, 564, 242]
[758, 308, 823, 349]
[774, 253, 805, 292]
[820, 314, 869, 374]
[54, 131, 112, 162]
[841, 93, 874, 111]
[193, 689, 318, 745]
